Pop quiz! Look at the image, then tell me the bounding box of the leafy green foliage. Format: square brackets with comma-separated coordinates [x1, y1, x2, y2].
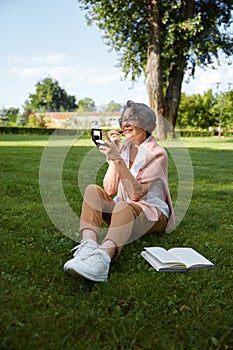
[78, 0, 233, 81]
[27, 113, 47, 128]
[81, 0, 149, 80]
[77, 0, 233, 136]
[77, 97, 96, 111]
[1, 134, 233, 349]
[218, 89, 233, 129]
[178, 89, 233, 129]
[105, 100, 122, 112]
[25, 77, 77, 113]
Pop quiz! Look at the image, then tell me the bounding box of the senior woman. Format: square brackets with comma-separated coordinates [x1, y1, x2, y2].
[64, 100, 174, 282]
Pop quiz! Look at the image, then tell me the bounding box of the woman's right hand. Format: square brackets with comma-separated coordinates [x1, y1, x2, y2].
[97, 139, 122, 162]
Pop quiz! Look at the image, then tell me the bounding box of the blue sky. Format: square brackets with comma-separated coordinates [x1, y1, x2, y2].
[1, 0, 233, 111]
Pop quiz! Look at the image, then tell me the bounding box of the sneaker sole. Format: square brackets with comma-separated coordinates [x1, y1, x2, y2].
[63, 245, 98, 272]
[65, 266, 108, 282]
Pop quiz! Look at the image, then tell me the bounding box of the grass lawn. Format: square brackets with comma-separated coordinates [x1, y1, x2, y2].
[1, 133, 233, 350]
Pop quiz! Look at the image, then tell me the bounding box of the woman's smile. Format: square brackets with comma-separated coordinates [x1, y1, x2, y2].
[122, 125, 147, 144]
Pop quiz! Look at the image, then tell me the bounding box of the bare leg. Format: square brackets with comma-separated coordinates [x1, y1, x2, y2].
[81, 229, 98, 242]
[100, 239, 117, 259]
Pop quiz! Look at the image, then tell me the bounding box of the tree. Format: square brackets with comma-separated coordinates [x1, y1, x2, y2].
[7, 107, 19, 115]
[214, 89, 233, 130]
[24, 77, 77, 112]
[22, 100, 33, 120]
[78, 0, 233, 138]
[77, 97, 96, 112]
[177, 90, 218, 129]
[105, 100, 122, 112]
[6, 107, 20, 125]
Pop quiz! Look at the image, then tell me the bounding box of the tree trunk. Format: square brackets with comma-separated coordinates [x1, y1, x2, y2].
[146, 0, 168, 139]
[165, 0, 195, 134]
[165, 59, 186, 133]
[146, 0, 195, 139]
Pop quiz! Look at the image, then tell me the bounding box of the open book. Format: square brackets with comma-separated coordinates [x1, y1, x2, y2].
[141, 247, 215, 272]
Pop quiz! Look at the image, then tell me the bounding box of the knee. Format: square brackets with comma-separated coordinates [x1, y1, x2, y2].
[84, 184, 108, 203]
[113, 201, 131, 214]
[84, 184, 101, 196]
[84, 184, 98, 194]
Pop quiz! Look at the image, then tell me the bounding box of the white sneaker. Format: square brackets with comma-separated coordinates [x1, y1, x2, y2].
[63, 239, 98, 272]
[65, 248, 111, 282]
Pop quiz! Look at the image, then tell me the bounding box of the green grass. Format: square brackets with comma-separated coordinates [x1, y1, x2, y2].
[1, 133, 233, 350]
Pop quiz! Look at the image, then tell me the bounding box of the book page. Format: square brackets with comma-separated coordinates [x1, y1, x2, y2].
[168, 248, 214, 268]
[141, 251, 187, 272]
[144, 247, 186, 265]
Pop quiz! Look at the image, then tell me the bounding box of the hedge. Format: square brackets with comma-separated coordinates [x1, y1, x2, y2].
[0, 126, 86, 135]
[0, 126, 232, 137]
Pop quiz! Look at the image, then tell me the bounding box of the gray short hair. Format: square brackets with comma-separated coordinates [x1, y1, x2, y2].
[120, 100, 156, 133]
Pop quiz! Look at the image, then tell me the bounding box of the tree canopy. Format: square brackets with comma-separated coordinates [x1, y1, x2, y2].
[25, 77, 77, 112]
[105, 100, 122, 112]
[178, 90, 218, 129]
[78, 0, 233, 138]
[77, 97, 96, 112]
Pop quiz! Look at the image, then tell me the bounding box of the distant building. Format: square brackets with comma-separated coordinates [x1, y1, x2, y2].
[35, 112, 121, 129]
[0, 107, 8, 125]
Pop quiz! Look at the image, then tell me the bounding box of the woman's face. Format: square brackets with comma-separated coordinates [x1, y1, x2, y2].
[121, 108, 147, 144]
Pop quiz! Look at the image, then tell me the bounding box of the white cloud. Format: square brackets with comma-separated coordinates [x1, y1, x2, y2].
[8, 52, 126, 89]
[9, 56, 25, 64]
[8, 53, 98, 83]
[9, 53, 69, 65]
[20, 67, 49, 78]
[31, 53, 69, 64]
[88, 73, 120, 85]
[182, 62, 233, 95]
[49, 66, 73, 78]
[18, 65, 72, 79]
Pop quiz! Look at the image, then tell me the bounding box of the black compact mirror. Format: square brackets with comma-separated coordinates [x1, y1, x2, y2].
[91, 128, 102, 146]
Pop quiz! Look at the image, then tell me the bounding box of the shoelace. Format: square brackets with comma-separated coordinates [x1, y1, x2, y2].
[71, 240, 87, 257]
[83, 251, 104, 265]
[83, 249, 111, 266]
[71, 240, 99, 258]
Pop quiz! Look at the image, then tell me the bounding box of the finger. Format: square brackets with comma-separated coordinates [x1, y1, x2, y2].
[108, 130, 120, 138]
[97, 140, 111, 147]
[102, 131, 110, 141]
[98, 146, 108, 154]
[110, 134, 121, 142]
[98, 146, 106, 152]
[96, 139, 105, 145]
